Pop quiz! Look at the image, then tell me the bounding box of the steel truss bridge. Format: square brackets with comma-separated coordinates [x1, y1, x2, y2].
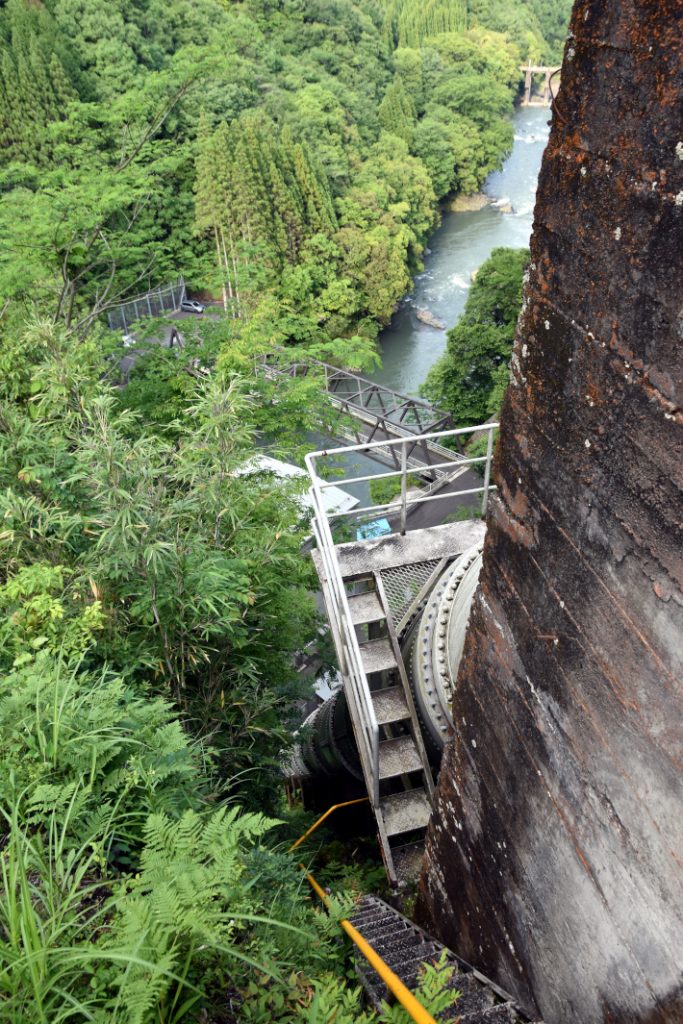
[259, 353, 464, 481]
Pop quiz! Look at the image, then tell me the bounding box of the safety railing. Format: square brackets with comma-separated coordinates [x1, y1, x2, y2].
[304, 423, 497, 815]
[308, 507, 381, 808]
[289, 801, 437, 1024]
[306, 422, 498, 537]
[106, 278, 186, 332]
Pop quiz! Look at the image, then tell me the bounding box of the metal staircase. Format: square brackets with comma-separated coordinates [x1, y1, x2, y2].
[305, 425, 496, 884]
[349, 896, 544, 1023]
[344, 569, 434, 882]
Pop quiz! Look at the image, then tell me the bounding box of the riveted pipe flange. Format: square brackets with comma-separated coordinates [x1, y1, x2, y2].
[403, 544, 483, 754]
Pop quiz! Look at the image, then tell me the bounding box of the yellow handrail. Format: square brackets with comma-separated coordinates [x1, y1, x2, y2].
[303, 868, 437, 1024]
[290, 801, 437, 1024]
[288, 797, 369, 852]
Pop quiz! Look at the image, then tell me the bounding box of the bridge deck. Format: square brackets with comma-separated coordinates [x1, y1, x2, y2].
[260, 353, 462, 477]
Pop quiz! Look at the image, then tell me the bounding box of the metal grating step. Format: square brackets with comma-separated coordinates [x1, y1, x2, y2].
[360, 921, 416, 946]
[347, 590, 385, 626]
[347, 896, 539, 1023]
[381, 789, 431, 836]
[359, 637, 397, 675]
[378, 736, 423, 778]
[459, 1004, 519, 1023]
[391, 840, 425, 883]
[372, 687, 409, 725]
[379, 942, 444, 974]
[442, 972, 496, 1017]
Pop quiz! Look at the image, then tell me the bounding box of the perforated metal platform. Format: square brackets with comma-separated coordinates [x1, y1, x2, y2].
[380, 558, 442, 627]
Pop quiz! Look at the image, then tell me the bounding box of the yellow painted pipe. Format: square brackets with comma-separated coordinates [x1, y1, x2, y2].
[303, 868, 438, 1024]
[288, 797, 369, 852]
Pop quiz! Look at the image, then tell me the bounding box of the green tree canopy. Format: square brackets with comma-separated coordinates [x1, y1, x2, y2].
[422, 246, 529, 425]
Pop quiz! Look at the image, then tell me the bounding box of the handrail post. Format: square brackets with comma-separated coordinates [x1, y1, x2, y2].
[481, 426, 495, 517]
[400, 441, 408, 536]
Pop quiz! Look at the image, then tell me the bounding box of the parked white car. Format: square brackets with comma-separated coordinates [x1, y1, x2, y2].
[180, 298, 205, 314]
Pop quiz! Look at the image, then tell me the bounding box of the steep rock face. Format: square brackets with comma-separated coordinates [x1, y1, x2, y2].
[417, 3, 683, 1023]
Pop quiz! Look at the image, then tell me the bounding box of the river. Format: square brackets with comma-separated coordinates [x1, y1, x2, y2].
[312, 106, 551, 507]
[373, 105, 551, 395]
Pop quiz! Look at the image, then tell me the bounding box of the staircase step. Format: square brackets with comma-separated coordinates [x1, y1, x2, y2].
[381, 789, 431, 836]
[360, 921, 415, 945]
[349, 908, 388, 928]
[348, 590, 385, 625]
[372, 687, 409, 725]
[378, 941, 444, 974]
[459, 1004, 519, 1023]
[359, 637, 397, 675]
[443, 973, 495, 1017]
[391, 841, 425, 882]
[378, 736, 422, 778]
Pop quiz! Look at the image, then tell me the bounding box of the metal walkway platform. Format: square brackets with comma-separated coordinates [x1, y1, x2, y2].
[326, 520, 487, 578]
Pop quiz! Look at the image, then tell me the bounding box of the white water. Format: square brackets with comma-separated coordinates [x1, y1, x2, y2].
[374, 107, 552, 395]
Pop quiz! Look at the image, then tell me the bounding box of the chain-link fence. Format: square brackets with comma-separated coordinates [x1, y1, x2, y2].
[107, 278, 186, 332]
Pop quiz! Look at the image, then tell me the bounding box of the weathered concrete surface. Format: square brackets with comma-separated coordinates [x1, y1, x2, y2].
[417, 3, 683, 1022]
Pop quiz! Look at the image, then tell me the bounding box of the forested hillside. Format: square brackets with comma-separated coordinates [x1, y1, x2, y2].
[0, 0, 570, 355]
[0, 1, 571, 1019]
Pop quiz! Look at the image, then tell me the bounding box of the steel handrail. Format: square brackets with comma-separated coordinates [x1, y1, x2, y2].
[309, 421, 499, 459]
[306, 467, 381, 806]
[315, 453, 485, 490]
[328, 484, 493, 520]
[288, 798, 369, 852]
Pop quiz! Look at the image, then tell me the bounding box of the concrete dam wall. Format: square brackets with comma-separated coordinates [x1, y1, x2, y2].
[417, 2, 683, 1022]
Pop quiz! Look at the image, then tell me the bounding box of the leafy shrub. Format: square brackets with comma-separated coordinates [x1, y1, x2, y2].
[0, 656, 206, 858]
[369, 473, 422, 507]
[0, 652, 363, 1023]
[380, 950, 461, 1022]
[0, 564, 104, 670]
[0, 356, 319, 811]
[0, 795, 310, 1024]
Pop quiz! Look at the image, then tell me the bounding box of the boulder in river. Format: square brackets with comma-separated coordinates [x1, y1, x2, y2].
[415, 308, 446, 330]
[446, 192, 491, 213]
